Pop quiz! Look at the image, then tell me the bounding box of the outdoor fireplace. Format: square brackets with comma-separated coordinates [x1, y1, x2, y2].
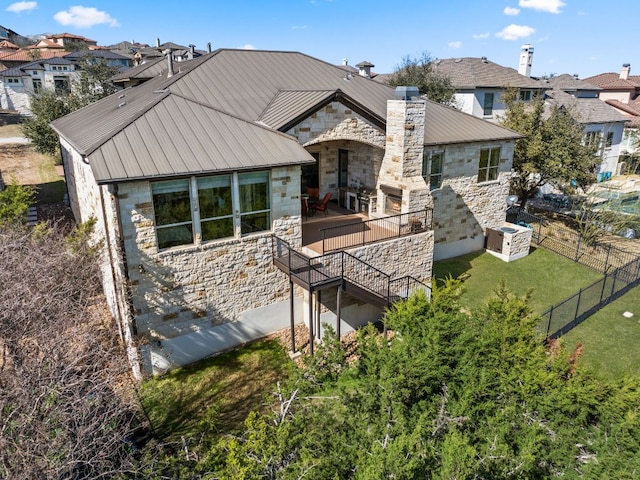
[381, 185, 402, 215]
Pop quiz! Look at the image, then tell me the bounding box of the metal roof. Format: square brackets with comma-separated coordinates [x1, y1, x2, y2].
[55, 93, 315, 183]
[258, 89, 340, 130]
[52, 48, 525, 183]
[424, 99, 523, 145]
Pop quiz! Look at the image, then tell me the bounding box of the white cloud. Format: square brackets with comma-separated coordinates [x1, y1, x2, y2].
[448, 41, 462, 49]
[504, 6, 520, 15]
[473, 32, 490, 40]
[6, 1, 37, 13]
[240, 44, 256, 50]
[519, 0, 565, 14]
[496, 24, 535, 40]
[54, 6, 119, 28]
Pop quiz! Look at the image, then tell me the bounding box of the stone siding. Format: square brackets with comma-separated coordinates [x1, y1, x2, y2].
[289, 102, 386, 198]
[117, 166, 303, 340]
[427, 140, 514, 259]
[60, 137, 141, 377]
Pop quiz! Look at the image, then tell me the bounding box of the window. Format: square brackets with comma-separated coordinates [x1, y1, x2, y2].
[197, 175, 234, 241]
[423, 151, 444, 190]
[152, 171, 271, 250]
[519, 90, 532, 101]
[605, 131, 614, 149]
[483, 92, 494, 116]
[54, 76, 70, 94]
[32, 79, 42, 93]
[584, 131, 602, 155]
[238, 171, 270, 235]
[477, 147, 501, 183]
[7, 78, 20, 84]
[152, 179, 194, 250]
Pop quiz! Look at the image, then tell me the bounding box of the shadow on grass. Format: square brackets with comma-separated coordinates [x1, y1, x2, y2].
[34, 179, 66, 204]
[140, 339, 294, 442]
[432, 250, 486, 287]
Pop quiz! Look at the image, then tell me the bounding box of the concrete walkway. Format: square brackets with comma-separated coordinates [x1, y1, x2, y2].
[0, 137, 29, 144]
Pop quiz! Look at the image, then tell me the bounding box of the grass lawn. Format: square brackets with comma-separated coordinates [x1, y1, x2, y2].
[561, 287, 640, 381]
[433, 246, 603, 313]
[139, 339, 294, 442]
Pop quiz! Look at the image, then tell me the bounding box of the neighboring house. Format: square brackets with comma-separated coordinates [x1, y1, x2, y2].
[0, 50, 130, 114]
[585, 64, 640, 165]
[431, 54, 543, 122]
[51, 49, 521, 377]
[543, 75, 628, 176]
[29, 32, 98, 52]
[110, 44, 206, 89]
[0, 49, 68, 71]
[584, 64, 640, 104]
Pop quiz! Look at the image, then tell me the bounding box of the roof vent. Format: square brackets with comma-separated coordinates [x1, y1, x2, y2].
[394, 86, 419, 100]
[481, 56, 488, 63]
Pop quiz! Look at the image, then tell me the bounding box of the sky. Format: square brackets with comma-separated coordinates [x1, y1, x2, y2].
[2, 0, 636, 79]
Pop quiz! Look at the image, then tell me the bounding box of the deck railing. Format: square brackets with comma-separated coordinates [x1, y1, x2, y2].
[319, 208, 433, 254]
[272, 236, 431, 306]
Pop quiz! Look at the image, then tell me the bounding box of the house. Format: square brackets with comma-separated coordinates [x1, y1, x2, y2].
[543, 75, 628, 177]
[28, 32, 98, 52]
[51, 49, 522, 378]
[430, 48, 544, 122]
[585, 65, 640, 168]
[430, 44, 628, 178]
[0, 50, 131, 114]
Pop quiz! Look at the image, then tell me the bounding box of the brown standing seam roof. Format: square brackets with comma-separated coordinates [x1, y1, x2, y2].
[51, 48, 524, 183]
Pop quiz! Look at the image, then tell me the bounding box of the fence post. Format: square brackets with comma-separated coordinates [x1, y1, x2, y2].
[574, 234, 581, 262]
[599, 274, 608, 304]
[537, 220, 542, 243]
[610, 269, 617, 301]
[546, 305, 553, 337]
[574, 288, 582, 323]
[604, 244, 611, 274]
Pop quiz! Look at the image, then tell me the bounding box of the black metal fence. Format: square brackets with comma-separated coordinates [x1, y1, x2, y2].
[515, 209, 640, 338]
[541, 255, 640, 338]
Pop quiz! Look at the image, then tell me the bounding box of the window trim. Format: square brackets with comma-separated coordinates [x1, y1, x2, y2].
[477, 147, 501, 184]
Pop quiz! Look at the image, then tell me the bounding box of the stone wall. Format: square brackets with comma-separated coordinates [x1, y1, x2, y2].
[289, 102, 386, 198]
[117, 166, 303, 341]
[60, 137, 142, 378]
[427, 140, 515, 260]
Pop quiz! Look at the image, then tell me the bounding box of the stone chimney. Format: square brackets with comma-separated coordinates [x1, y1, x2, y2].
[356, 60, 374, 78]
[376, 87, 431, 214]
[518, 44, 534, 77]
[620, 63, 631, 80]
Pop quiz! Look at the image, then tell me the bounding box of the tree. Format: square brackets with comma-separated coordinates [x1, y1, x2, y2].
[200, 281, 640, 478]
[21, 54, 120, 156]
[21, 91, 76, 155]
[500, 88, 599, 207]
[0, 222, 141, 479]
[386, 52, 457, 107]
[0, 182, 35, 225]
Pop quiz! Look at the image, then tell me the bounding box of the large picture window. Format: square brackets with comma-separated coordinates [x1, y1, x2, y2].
[152, 171, 271, 250]
[477, 147, 500, 183]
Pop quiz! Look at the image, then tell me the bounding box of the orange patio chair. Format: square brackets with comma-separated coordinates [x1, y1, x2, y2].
[311, 192, 332, 216]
